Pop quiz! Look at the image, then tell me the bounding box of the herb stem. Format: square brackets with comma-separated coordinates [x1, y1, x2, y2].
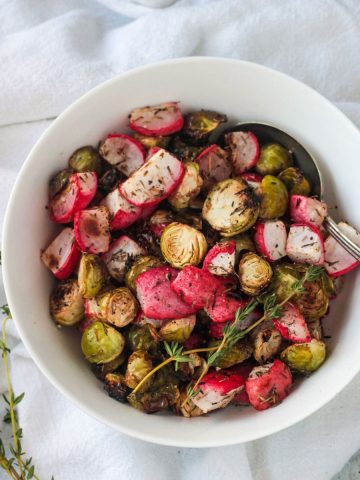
[131, 356, 176, 394]
[0, 459, 20, 480]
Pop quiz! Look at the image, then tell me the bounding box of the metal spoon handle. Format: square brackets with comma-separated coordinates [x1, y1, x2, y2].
[324, 217, 360, 261]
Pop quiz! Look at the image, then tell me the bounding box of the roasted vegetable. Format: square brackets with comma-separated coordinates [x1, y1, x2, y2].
[125, 350, 153, 389]
[281, 339, 326, 373]
[286, 223, 325, 265]
[259, 175, 288, 219]
[273, 302, 311, 343]
[255, 143, 292, 176]
[99, 134, 145, 177]
[129, 102, 184, 136]
[126, 324, 160, 353]
[182, 110, 227, 144]
[49, 168, 72, 199]
[100, 185, 142, 230]
[269, 263, 302, 302]
[98, 287, 138, 328]
[254, 220, 287, 262]
[98, 168, 121, 195]
[104, 373, 129, 402]
[233, 233, 256, 262]
[203, 240, 235, 276]
[290, 195, 327, 227]
[125, 255, 163, 292]
[205, 293, 247, 323]
[324, 221, 360, 277]
[148, 209, 175, 238]
[81, 321, 125, 364]
[168, 162, 203, 210]
[170, 136, 204, 162]
[239, 252, 272, 295]
[225, 131, 260, 174]
[69, 146, 102, 174]
[194, 145, 232, 191]
[159, 316, 196, 343]
[174, 390, 204, 417]
[41, 227, 80, 280]
[296, 276, 329, 320]
[74, 205, 111, 254]
[50, 278, 84, 326]
[91, 353, 127, 381]
[252, 324, 282, 364]
[132, 132, 171, 150]
[128, 383, 180, 413]
[209, 338, 253, 368]
[278, 167, 311, 196]
[102, 235, 145, 283]
[78, 253, 107, 298]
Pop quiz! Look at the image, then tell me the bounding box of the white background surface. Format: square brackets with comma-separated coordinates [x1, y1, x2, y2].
[1, 0, 360, 478]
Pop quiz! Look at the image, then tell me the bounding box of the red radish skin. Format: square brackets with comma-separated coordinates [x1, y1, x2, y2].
[245, 360, 292, 411]
[99, 134, 145, 177]
[229, 365, 253, 406]
[74, 206, 111, 254]
[194, 145, 232, 191]
[78, 316, 96, 334]
[84, 298, 101, 319]
[225, 131, 260, 174]
[286, 223, 325, 265]
[101, 235, 146, 282]
[136, 266, 198, 320]
[273, 302, 311, 343]
[241, 172, 263, 192]
[205, 294, 247, 323]
[145, 146, 161, 161]
[100, 185, 142, 230]
[120, 148, 185, 207]
[254, 220, 287, 262]
[203, 241, 236, 276]
[41, 227, 80, 279]
[290, 195, 328, 227]
[148, 210, 174, 238]
[324, 221, 360, 277]
[209, 308, 262, 338]
[137, 204, 158, 221]
[129, 102, 184, 136]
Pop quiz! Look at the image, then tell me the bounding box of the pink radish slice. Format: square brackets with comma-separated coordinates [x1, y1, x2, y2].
[101, 235, 146, 282]
[137, 204, 158, 221]
[324, 221, 360, 277]
[100, 185, 142, 230]
[74, 206, 111, 254]
[145, 146, 161, 161]
[205, 294, 247, 323]
[286, 223, 324, 265]
[194, 144, 232, 191]
[241, 172, 263, 192]
[203, 241, 235, 276]
[273, 302, 311, 343]
[120, 148, 185, 207]
[290, 195, 328, 228]
[99, 134, 145, 177]
[41, 227, 80, 279]
[84, 298, 101, 319]
[129, 102, 184, 136]
[254, 220, 287, 261]
[225, 131, 260, 174]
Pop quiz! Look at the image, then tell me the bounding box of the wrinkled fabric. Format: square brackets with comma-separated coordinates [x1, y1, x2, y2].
[0, 1, 360, 479]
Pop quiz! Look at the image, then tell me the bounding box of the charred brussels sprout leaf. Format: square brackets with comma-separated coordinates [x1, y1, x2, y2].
[104, 373, 129, 402]
[49, 168, 73, 199]
[255, 143, 292, 176]
[296, 278, 329, 320]
[182, 110, 227, 145]
[239, 252, 273, 296]
[127, 383, 180, 414]
[98, 287, 138, 328]
[169, 136, 204, 162]
[125, 350, 153, 389]
[259, 175, 288, 219]
[98, 168, 122, 195]
[78, 253, 107, 299]
[253, 326, 282, 364]
[132, 132, 171, 150]
[168, 162, 203, 210]
[174, 390, 204, 417]
[91, 352, 127, 381]
[125, 255, 163, 292]
[159, 316, 196, 343]
[50, 278, 84, 326]
[278, 167, 311, 196]
[209, 338, 253, 368]
[268, 263, 302, 302]
[81, 321, 125, 364]
[281, 339, 326, 373]
[126, 325, 160, 354]
[69, 146, 102, 174]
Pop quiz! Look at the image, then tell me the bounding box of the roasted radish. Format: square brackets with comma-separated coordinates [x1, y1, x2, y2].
[286, 223, 324, 265]
[99, 134, 145, 177]
[290, 195, 327, 227]
[194, 144, 232, 191]
[225, 131, 260, 174]
[148, 209, 175, 238]
[84, 297, 101, 319]
[205, 294, 247, 323]
[273, 302, 311, 343]
[203, 240, 235, 276]
[102, 235, 146, 283]
[145, 146, 161, 161]
[41, 227, 80, 279]
[129, 102, 184, 136]
[324, 221, 360, 277]
[100, 185, 142, 230]
[74, 206, 111, 254]
[254, 220, 287, 262]
[241, 172, 263, 193]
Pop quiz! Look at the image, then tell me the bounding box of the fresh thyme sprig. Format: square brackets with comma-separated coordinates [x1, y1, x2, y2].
[163, 342, 191, 372]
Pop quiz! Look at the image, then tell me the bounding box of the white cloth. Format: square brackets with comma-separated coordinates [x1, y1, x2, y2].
[1, 0, 360, 478]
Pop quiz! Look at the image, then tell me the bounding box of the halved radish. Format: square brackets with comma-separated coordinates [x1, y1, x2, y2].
[41, 227, 80, 279]
[209, 307, 261, 338]
[203, 241, 235, 276]
[145, 146, 161, 161]
[49, 172, 97, 223]
[120, 148, 185, 207]
[254, 220, 287, 261]
[241, 172, 263, 193]
[194, 144, 232, 191]
[137, 204, 158, 222]
[99, 134, 145, 177]
[205, 294, 247, 323]
[74, 206, 111, 254]
[324, 221, 360, 277]
[101, 235, 146, 282]
[100, 185, 142, 230]
[286, 223, 324, 265]
[290, 195, 328, 227]
[225, 131, 260, 174]
[273, 302, 311, 343]
[129, 102, 184, 136]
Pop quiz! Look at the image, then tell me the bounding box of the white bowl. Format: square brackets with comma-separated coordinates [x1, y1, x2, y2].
[3, 57, 360, 447]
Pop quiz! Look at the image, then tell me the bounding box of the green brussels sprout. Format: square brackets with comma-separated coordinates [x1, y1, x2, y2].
[296, 278, 329, 320]
[104, 373, 129, 403]
[209, 338, 253, 368]
[168, 162, 203, 210]
[126, 325, 160, 353]
[132, 132, 171, 150]
[159, 316, 196, 343]
[231, 233, 256, 263]
[268, 263, 302, 302]
[259, 175, 288, 219]
[175, 353, 204, 382]
[98, 168, 121, 195]
[68, 146, 102, 174]
[202, 179, 260, 237]
[98, 287, 138, 328]
[125, 350, 153, 389]
[253, 325, 282, 363]
[91, 352, 127, 381]
[49, 168, 73, 199]
[256, 143, 292, 176]
[78, 253, 107, 299]
[170, 136, 204, 162]
[174, 390, 204, 417]
[50, 279, 84, 326]
[182, 110, 227, 144]
[239, 252, 273, 296]
[81, 321, 125, 364]
[321, 271, 336, 298]
[160, 222, 207, 268]
[278, 167, 311, 196]
[127, 383, 180, 413]
[125, 255, 163, 292]
[281, 339, 326, 373]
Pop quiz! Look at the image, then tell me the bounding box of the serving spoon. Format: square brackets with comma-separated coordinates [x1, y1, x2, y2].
[223, 122, 360, 261]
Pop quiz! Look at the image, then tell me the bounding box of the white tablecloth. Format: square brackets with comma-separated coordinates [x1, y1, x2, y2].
[1, 1, 360, 478]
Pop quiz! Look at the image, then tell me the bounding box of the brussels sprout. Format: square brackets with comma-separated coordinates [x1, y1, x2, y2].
[91, 352, 127, 380]
[69, 146, 102, 174]
[231, 233, 256, 263]
[98, 287, 138, 328]
[175, 211, 203, 230]
[168, 162, 203, 210]
[98, 168, 122, 195]
[278, 167, 311, 196]
[50, 279, 84, 326]
[125, 350, 153, 389]
[296, 278, 329, 320]
[175, 353, 204, 382]
[174, 390, 204, 417]
[259, 175, 288, 219]
[49, 168, 72, 199]
[127, 383, 180, 413]
[125, 255, 163, 292]
[202, 179, 260, 237]
[78, 253, 107, 299]
[321, 271, 336, 298]
[81, 321, 125, 364]
[307, 319, 323, 340]
[281, 339, 326, 373]
[159, 316, 196, 343]
[269, 263, 302, 302]
[160, 222, 207, 268]
[255, 143, 292, 176]
[253, 326, 282, 364]
[239, 252, 272, 296]
[182, 110, 227, 144]
[126, 325, 160, 353]
[170, 136, 204, 162]
[209, 338, 253, 368]
[132, 132, 171, 150]
[104, 373, 129, 403]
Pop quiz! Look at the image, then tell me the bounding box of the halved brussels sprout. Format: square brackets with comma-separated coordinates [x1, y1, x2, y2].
[81, 321, 125, 364]
[132, 132, 171, 150]
[281, 339, 326, 373]
[174, 390, 204, 417]
[127, 383, 180, 413]
[168, 162, 203, 210]
[253, 325, 282, 364]
[259, 175, 288, 219]
[126, 324, 160, 353]
[78, 253, 107, 299]
[296, 278, 329, 320]
[209, 338, 253, 368]
[49, 168, 72, 199]
[202, 179, 260, 237]
[125, 350, 153, 389]
[268, 263, 302, 302]
[175, 353, 204, 382]
[50, 279, 84, 326]
[239, 252, 273, 296]
[125, 255, 163, 292]
[160, 222, 207, 268]
[159, 315, 196, 343]
[182, 110, 227, 144]
[104, 373, 129, 402]
[278, 167, 311, 196]
[69, 146, 102, 174]
[91, 352, 127, 380]
[98, 287, 138, 328]
[255, 143, 292, 176]
[170, 136, 204, 162]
